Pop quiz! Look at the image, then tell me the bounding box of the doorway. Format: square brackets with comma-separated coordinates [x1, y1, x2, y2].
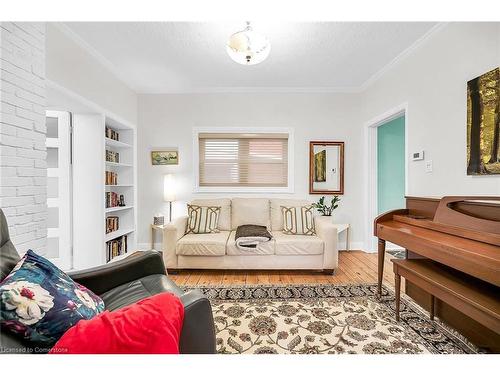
[377, 115, 405, 214]
[364, 103, 408, 252]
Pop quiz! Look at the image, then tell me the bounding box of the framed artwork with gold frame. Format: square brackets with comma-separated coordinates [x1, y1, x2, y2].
[151, 150, 179, 165]
[309, 141, 344, 195]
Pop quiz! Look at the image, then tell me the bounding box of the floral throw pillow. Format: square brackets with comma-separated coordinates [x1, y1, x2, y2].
[0, 250, 105, 347]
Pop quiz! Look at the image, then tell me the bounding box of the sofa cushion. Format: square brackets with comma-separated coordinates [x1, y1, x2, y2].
[191, 198, 231, 231]
[176, 231, 230, 256]
[270, 199, 311, 231]
[272, 231, 324, 255]
[226, 231, 275, 256]
[0, 250, 105, 347]
[185, 205, 221, 234]
[231, 198, 270, 230]
[50, 292, 184, 354]
[281, 205, 316, 235]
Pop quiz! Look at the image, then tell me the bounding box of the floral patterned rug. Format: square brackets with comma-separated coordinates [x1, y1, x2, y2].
[187, 283, 478, 354]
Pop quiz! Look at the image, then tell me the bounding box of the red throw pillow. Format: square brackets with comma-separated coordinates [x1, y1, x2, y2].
[49, 292, 184, 354]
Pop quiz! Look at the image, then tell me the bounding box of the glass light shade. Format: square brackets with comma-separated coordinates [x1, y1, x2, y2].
[226, 23, 271, 65]
[163, 174, 176, 202]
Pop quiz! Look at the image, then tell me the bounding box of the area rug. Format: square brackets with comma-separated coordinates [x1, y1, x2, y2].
[187, 283, 478, 354]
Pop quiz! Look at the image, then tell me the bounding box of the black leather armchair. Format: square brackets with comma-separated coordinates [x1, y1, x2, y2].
[0, 209, 216, 354]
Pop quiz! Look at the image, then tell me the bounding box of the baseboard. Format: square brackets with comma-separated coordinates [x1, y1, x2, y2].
[348, 241, 365, 251]
[359, 242, 404, 254]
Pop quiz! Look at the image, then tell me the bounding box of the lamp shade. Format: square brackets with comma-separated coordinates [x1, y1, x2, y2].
[163, 174, 176, 202]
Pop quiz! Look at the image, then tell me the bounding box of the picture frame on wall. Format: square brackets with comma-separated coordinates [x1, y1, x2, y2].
[151, 150, 179, 165]
[309, 141, 344, 195]
[467, 67, 500, 175]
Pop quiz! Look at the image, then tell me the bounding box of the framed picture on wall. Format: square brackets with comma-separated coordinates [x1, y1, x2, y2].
[309, 141, 344, 195]
[467, 67, 499, 175]
[151, 150, 179, 165]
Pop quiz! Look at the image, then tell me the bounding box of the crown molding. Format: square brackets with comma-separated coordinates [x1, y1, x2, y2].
[52, 22, 137, 92]
[358, 22, 448, 91]
[137, 86, 362, 94]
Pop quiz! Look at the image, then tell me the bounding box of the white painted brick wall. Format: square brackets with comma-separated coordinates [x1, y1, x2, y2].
[0, 22, 47, 256]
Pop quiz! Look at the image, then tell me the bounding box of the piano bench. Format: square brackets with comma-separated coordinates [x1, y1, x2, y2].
[391, 259, 500, 335]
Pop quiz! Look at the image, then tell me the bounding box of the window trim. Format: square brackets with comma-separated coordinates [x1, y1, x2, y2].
[193, 127, 294, 193]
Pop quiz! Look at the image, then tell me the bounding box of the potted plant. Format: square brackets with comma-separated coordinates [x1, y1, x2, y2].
[312, 195, 340, 216]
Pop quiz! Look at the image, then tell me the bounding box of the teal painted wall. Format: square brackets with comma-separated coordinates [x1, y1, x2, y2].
[377, 116, 405, 214]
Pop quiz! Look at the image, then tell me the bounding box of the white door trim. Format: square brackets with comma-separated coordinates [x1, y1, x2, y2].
[363, 103, 408, 252]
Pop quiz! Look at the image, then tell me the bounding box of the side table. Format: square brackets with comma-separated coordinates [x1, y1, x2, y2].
[331, 223, 350, 251]
[151, 224, 166, 250]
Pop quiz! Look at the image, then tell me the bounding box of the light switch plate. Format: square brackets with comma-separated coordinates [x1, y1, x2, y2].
[425, 160, 433, 173]
[412, 150, 424, 161]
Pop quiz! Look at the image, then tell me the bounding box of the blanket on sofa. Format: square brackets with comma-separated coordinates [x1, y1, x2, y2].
[235, 225, 272, 250]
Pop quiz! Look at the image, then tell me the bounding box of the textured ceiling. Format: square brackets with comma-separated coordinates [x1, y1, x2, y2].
[63, 22, 437, 93]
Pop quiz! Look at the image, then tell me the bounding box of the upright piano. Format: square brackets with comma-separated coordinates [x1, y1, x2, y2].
[375, 196, 500, 352]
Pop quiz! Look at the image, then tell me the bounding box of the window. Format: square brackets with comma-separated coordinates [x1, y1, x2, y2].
[196, 130, 292, 191]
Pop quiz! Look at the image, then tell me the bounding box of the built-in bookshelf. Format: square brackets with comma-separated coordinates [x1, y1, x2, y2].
[71, 113, 136, 268]
[104, 116, 136, 262]
[47, 82, 137, 270]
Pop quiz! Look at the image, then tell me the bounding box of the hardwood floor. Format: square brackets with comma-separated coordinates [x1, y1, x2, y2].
[169, 250, 404, 291]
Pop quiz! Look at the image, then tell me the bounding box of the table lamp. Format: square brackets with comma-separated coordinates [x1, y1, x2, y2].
[163, 174, 176, 222]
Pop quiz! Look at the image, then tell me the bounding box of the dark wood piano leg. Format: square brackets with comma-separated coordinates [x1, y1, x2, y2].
[377, 238, 386, 297]
[395, 272, 401, 321]
[430, 295, 435, 320]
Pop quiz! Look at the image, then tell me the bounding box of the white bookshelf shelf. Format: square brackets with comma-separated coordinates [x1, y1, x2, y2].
[105, 137, 132, 149]
[105, 205, 133, 213]
[105, 227, 135, 242]
[105, 184, 133, 187]
[105, 161, 132, 168]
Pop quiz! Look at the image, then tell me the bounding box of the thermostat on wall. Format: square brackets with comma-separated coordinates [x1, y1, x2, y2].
[411, 150, 424, 161]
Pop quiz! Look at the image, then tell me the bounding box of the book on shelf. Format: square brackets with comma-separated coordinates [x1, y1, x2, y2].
[105, 127, 119, 141]
[106, 150, 120, 163]
[105, 171, 118, 185]
[106, 216, 119, 234]
[106, 235, 128, 262]
[106, 192, 125, 208]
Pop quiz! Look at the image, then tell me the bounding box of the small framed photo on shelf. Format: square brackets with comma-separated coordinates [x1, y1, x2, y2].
[151, 150, 178, 165]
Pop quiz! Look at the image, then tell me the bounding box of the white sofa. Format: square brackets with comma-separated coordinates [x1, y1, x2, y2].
[162, 198, 338, 274]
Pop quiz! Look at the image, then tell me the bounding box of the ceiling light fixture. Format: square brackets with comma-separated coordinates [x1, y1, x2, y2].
[226, 22, 271, 66]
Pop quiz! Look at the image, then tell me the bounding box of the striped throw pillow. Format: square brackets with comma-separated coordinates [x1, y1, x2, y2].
[185, 205, 221, 234]
[281, 205, 316, 235]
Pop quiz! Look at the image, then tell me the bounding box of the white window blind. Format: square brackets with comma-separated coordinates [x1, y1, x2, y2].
[199, 133, 289, 187]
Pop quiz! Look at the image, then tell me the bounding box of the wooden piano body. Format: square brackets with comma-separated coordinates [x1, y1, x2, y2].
[374, 196, 500, 352]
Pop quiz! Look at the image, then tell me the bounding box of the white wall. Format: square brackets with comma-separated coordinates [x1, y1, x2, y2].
[137, 22, 500, 252]
[1, 22, 47, 255]
[362, 22, 500, 197]
[45, 24, 138, 125]
[138, 93, 364, 248]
